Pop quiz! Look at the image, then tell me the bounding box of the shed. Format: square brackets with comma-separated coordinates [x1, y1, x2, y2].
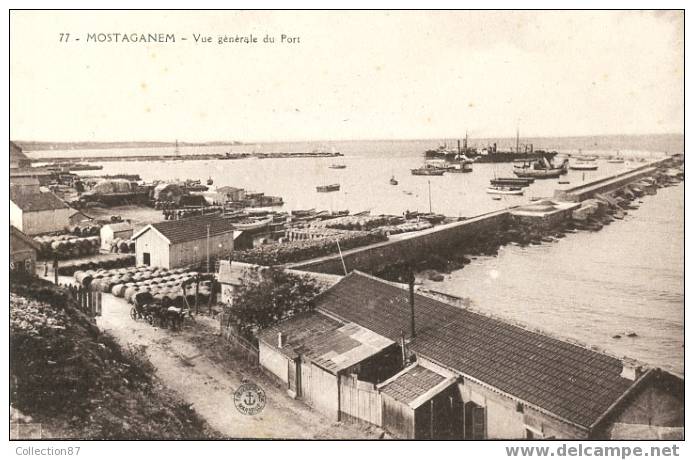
[132, 215, 237, 269]
[100, 222, 134, 250]
[10, 191, 73, 235]
[258, 311, 396, 421]
[378, 363, 460, 439]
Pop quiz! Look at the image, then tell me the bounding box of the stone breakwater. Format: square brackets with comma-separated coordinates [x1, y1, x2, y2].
[287, 155, 684, 282]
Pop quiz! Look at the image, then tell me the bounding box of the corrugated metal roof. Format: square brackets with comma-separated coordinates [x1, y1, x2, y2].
[10, 191, 70, 212]
[316, 271, 636, 428]
[258, 311, 394, 374]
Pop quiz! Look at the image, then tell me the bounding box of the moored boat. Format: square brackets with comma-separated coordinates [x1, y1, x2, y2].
[316, 184, 340, 192]
[390, 176, 399, 185]
[329, 164, 347, 169]
[490, 177, 533, 187]
[486, 185, 524, 195]
[569, 159, 598, 170]
[513, 156, 568, 179]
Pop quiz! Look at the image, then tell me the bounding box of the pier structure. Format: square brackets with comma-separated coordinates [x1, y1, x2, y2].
[288, 156, 679, 276]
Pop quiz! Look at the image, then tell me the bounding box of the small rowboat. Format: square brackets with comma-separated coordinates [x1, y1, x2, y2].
[487, 186, 524, 195]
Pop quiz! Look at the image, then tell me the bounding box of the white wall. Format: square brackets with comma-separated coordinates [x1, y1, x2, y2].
[11, 204, 73, 235]
[135, 228, 170, 268]
[259, 342, 289, 384]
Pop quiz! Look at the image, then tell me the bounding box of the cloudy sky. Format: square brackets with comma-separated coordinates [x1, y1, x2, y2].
[10, 10, 683, 142]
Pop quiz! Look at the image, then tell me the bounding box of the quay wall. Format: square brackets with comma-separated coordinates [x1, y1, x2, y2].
[554, 158, 669, 202]
[288, 209, 512, 275]
[289, 159, 674, 276]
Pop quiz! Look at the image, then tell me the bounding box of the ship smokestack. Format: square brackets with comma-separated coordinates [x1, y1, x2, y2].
[457, 139, 461, 155]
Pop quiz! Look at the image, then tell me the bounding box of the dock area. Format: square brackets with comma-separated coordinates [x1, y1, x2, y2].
[288, 155, 682, 276]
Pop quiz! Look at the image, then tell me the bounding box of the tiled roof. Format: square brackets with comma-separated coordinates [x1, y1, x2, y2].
[379, 365, 446, 406]
[11, 191, 70, 212]
[316, 271, 635, 428]
[135, 215, 236, 245]
[258, 311, 393, 374]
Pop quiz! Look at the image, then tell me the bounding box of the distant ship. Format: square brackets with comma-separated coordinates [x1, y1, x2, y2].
[329, 164, 347, 169]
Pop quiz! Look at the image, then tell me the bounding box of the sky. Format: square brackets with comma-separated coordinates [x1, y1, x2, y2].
[10, 10, 684, 142]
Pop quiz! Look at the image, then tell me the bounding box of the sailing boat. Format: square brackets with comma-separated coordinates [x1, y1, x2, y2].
[390, 176, 398, 185]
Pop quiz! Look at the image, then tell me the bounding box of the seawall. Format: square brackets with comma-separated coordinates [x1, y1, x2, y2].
[287, 209, 512, 275]
[553, 158, 669, 202]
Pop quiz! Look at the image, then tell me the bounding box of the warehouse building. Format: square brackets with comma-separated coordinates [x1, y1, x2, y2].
[10, 191, 73, 235]
[257, 271, 684, 439]
[132, 215, 239, 269]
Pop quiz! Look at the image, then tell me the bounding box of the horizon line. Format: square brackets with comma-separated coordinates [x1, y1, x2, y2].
[12, 131, 685, 146]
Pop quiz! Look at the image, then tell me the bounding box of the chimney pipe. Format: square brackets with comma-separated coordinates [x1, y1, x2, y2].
[407, 267, 416, 339]
[277, 332, 286, 348]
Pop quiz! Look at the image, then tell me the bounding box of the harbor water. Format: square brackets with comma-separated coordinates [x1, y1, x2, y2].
[29, 139, 683, 373]
[423, 182, 684, 374]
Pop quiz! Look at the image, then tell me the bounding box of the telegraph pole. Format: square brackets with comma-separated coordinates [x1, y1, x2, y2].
[206, 224, 210, 273]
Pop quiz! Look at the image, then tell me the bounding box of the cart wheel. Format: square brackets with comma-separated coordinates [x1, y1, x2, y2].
[129, 306, 137, 320]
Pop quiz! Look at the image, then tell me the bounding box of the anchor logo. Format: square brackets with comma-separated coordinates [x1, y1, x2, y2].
[234, 383, 266, 416]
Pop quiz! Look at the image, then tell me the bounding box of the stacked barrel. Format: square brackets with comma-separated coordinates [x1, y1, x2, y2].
[74, 266, 212, 308]
[34, 235, 101, 260]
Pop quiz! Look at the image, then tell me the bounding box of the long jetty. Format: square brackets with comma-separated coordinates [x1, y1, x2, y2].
[32, 151, 342, 163]
[288, 156, 676, 275]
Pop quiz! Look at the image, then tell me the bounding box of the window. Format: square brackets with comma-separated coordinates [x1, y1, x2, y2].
[143, 252, 150, 265]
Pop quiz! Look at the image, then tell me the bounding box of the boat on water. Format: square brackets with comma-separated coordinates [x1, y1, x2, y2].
[487, 185, 524, 195]
[490, 177, 533, 187]
[412, 160, 447, 176]
[608, 152, 625, 164]
[513, 156, 568, 179]
[390, 176, 399, 185]
[329, 164, 347, 169]
[206, 177, 214, 185]
[316, 183, 340, 192]
[569, 158, 598, 170]
[446, 160, 473, 173]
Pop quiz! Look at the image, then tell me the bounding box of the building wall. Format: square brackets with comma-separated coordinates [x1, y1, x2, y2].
[10, 234, 37, 274]
[259, 342, 290, 384]
[169, 232, 234, 269]
[299, 360, 339, 421]
[381, 393, 415, 439]
[454, 376, 588, 439]
[594, 370, 684, 440]
[135, 229, 170, 268]
[12, 205, 73, 235]
[10, 202, 23, 232]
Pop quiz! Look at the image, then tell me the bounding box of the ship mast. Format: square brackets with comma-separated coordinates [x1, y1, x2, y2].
[515, 124, 520, 154]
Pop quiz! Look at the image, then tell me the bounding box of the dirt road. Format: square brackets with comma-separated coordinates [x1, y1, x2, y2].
[96, 294, 380, 439]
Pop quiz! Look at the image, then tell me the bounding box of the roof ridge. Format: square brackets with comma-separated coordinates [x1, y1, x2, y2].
[414, 287, 640, 366]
